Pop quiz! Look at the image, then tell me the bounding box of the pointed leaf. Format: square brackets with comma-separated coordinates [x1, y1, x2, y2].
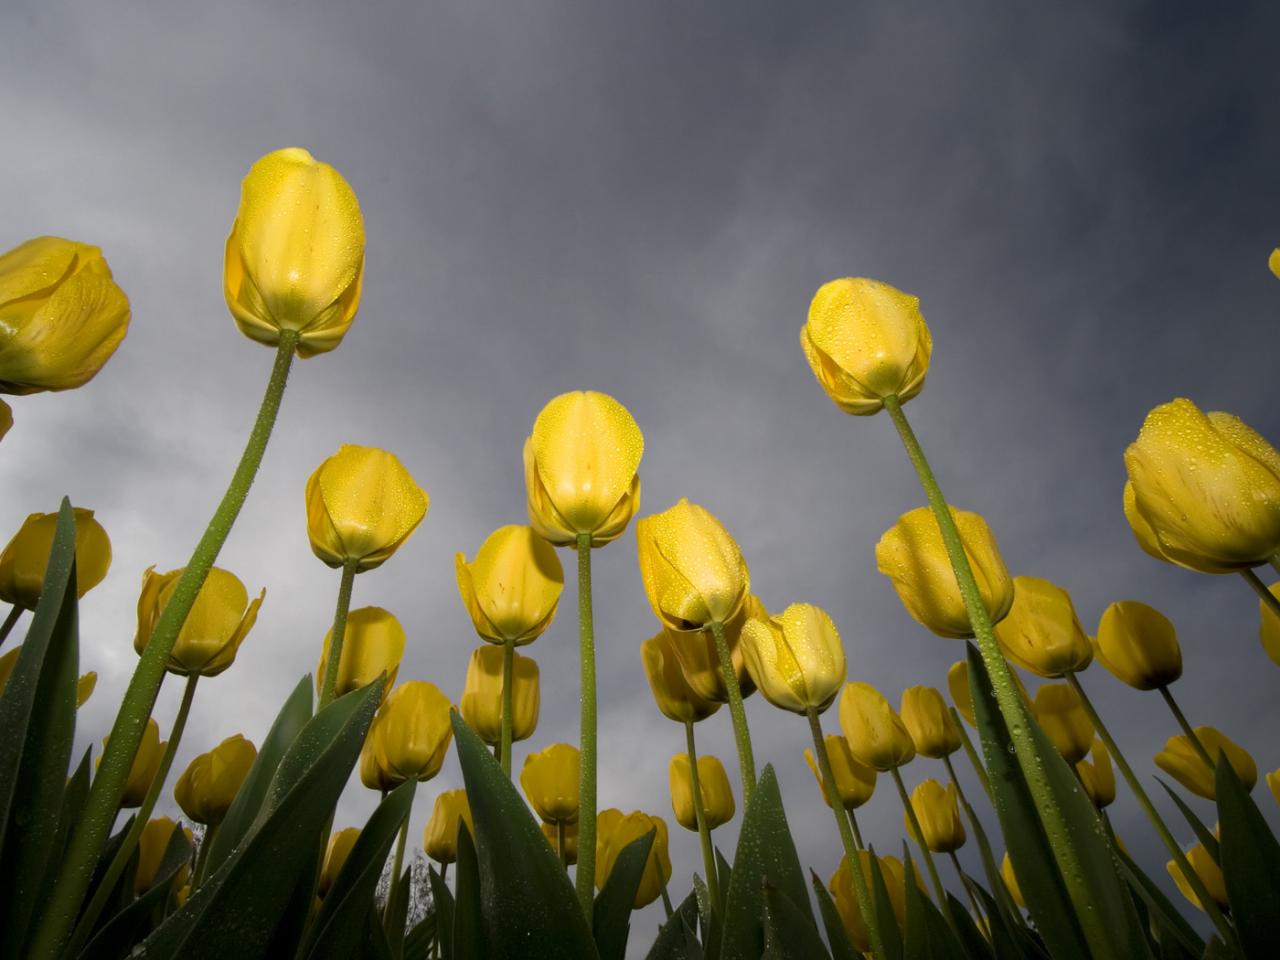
[945, 890, 993, 960]
[1215, 756, 1280, 958]
[427, 867, 455, 959]
[1157, 780, 1220, 864]
[643, 890, 702, 960]
[811, 871, 857, 960]
[403, 910, 437, 960]
[901, 853, 929, 960]
[385, 863, 412, 958]
[762, 882, 831, 959]
[451, 822, 484, 960]
[1114, 847, 1203, 957]
[868, 852, 904, 960]
[593, 829, 655, 960]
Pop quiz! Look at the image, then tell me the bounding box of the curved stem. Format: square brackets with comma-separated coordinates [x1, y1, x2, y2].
[684, 720, 720, 912]
[500, 638, 515, 777]
[660, 882, 674, 919]
[951, 709, 993, 802]
[1157, 686, 1214, 769]
[573, 534, 597, 920]
[846, 808, 865, 849]
[891, 765, 957, 931]
[0, 604, 22, 648]
[557, 821, 567, 868]
[710, 619, 756, 805]
[383, 807, 412, 927]
[1241, 568, 1280, 619]
[318, 560, 358, 708]
[191, 820, 220, 891]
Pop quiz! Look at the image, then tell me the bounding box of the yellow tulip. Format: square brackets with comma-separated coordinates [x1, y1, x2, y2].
[423, 790, 473, 865]
[1031, 683, 1093, 765]
[1094, 600, 1182, 690]
[520, 742, 580, 824]
[319, 827, 360, 896]
[134, 817, 192, 895]
[947, 661, 976, 726]
[459, 645, 539, 746]
[669, 754, 735, 831]
[1075, 738, 1115, 809]
[455, 525, 563, 645]
[739, 603, 846, 714]
[359, 681, 453, 790]
[906, 779, 965, 853]
[542, 819, 578, 864]
[1270, 248, 1280, 280]
[0, 399, 11, 441]
[1259, 583, 1280, 667]
[0, 646, 18, 692]
[1154, 726, 1256, 800]
[0, 236, 130, 394]
[876, 506, 1014, 639]
[76, 671, 96, 707]
[134, 566, 264, 677]
[594, 809, 671, 908]
[1124, 399, 1280, 573]
[174, 734, 257, 825]
[994, 576, 1093, 678]
[101, 718, 166, 808]
[804, 734, 877, 810]
[662, 593, 764, 703]
[224, 148, 364, 357]
[0, 507, 112, 609]
[315, 606, 405, 700]
[900, 685, 961, 758]
[839, 682, 916, 770]
[1167, 843, 1229, 913]
[830, 852, 920, 952]
[640, 631, 721, 724]
[306, 445, 428, 572]
[1266, 768, 1280, 808]
[1001, 853, 1026, 909]
[523, 391, 643, 546]
[800, 277, 932, 416]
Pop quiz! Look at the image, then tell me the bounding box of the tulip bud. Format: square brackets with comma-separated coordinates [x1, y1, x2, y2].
[906, 779, 966, 853]
[0, 507, 112, 608]
[524, 391, 644, 546]
[669, 754, 735, 831]
[542, 820, 578, 864]
[134, 566, 264, 677]
[876, 506, 1014, 639]
[1271, 248, 1280, 280]
[594, 809, 671, 908]
[1266, 768, 1280, 809]
[662, 593, 764, 704]
[900, 686, 961, 758]
[804, 734, 877, 810]
[947, 661, 976, 726]
[224, 148, 364, 357]
[520, 742, 580, 825]
[0, 400, 10, 441]
[640, 632, 721, 724]
[800, 277, 932, 416]
[76, 671, 96, 707]
[320, 827, 360, 896]
[1075, 738, 1115, 809]
[1154, 726, 1256, 800]
[174, 734, 257, 825]
[839, 682, 916, 770]
[1167, 843, 1229, 913]
[739, 603, 846, 714]
[315, 606, 406, 700]
[1031, 683, 1093, 764]
[424, 790, 473, 865]
[1258, 584, 1280, 667]
[134, 817, 192, 895]
[1094, 600, 1182, 690]
[994, 577, 1093, 678]
[360, 681, 453, 790]
[830, 852, 918, 952]
[456, 525, 563, 646]
[1124, 399, 1280, 573]
[459, 645, 540, 746]
[0, 236, 130, 394]
[1001, 853, 1026, 909]
[101, 718, 166, 808]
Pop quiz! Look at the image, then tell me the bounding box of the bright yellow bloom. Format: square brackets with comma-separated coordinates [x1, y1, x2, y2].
[830, 852, 920, 952]
[804, 734, 877, 810]
[0, 236, 130, 394]
[424, 790, 473, 865]
[1124, 399, 1280, 573]
[1266, 768, 1280, 808]
[800, 277, 932, 416]
[1093, 600, 1182, 689]
[224, 148, 364, 357]
[315, 606, 406, 699]
[134, 817, 192, 895]
[523, 391, 643, 546]
[906, 779, 965, 853]
[101, 718, 166, 808]
[76, 671, 96, 707]
[1001, 853, 1025, 909]
[543, 819, 578, 864]
[1075, 738, 1115, 809]
[994, 577, 1093, 678]
[134, 566, 264, 677]
[1167, 843, 1229, 913]
[174, 734, 257, 825]
[740, 603, 845, 714]
[0, 507, 112, 609]
[840, 682, 916, 770]
[359, 681, 453, 790]
[662, 593, 764, 704]
[1031, 683, 1093, 764]
[455, 525, 563, 645]
[947, 661, 975, 726]
[640, 631, 721, 724]
[876, 506, 1014, 639]
[669, 754, 735, 831]
[520, 742, 580, 825]
[1270, 248, 1280, 280]
[594, 809, 671, 908]
[1259, 584, 1280, 667]
[900, 685, 961, 758]
[458, 645, 539, 746]
[320, 827, 360, 896]
[1154, 727, 1256, 800]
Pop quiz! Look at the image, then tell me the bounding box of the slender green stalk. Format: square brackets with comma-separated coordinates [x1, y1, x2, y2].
[0, 604, 22, 648]
[709, 619, 756, 805]
[846, 808, 865, 849]
[947, 850, 985, 929]
[500, 638, 515, 777]
[660, 883, 674, 918]
[573, 534, 598, 919]
[951, 709, 993, 802]
[30, 332, 299, 960]
[557, 821, 568, 868]
[684, 720, 720, 912]
[1157, 686, 1213, 769]
[383, 799, 413, 927]
[191, 820, 221, 890]
[318, 559, 358, 709]
[1241, 567, 1280, 619]
[891, 766, 957, 931]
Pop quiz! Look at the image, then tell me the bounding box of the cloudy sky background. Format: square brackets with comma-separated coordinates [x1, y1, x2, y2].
[3, 1, 1279, 951]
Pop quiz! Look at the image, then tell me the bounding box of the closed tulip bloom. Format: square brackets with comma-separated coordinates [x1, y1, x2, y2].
[456, 525, 563, 645]
[542, 820, 578, 864]
[1266, 768, 1280, 808]
[840, 682, 916, 770]
[306, 445, 428, 572]
[521, 742, 580, 824]
[1124, 399, 1280, 573]
[134, 817, 192, 895]
[669, 754, 735, 831]
[315, 606, 406, 700]
[801, 277, 932, 416]
[1168, 843, 1229, 913]
[594, 809, 671, 908]
[804, 734, 877, 809]
[0, 507, 112, 609]
[424, 790, 473, 865]
[459, 644, 539, 746]
[994, 576, 1093, 678]
[830, 853, 919, 952]
[663, 593, 764, 703]
[1154, 726, 1256, 800]
[1094, 600, 1182, 689]
[1259, 583, 1280, 667]
[135, 566, 264, 677]
[524, 391, 644, 546]
[76, 671, 96, 707]
[901, 686, 961, 758]
[359, 681, 453, 790]
[640, 631, 721, 724]
[174, 734, 257, 825]
[1271, 248, 1280, 280]
[947, 661, 976, 726]
[320, 827, 361, 896]
[224, 148, 364, 357]
[101, 718, 166, 808]
[877, 506, 1014, 639]
[0, 236, 130, 394]
[1001, 853, 1026, 909]
[740, 603, 846, 714]
[1032, 683, 1094, 764]
[1076, 738, 1116, 809]
[906, 779, 966, 853]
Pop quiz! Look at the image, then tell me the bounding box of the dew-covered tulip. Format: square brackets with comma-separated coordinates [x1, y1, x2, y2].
[224, 148, 364, 357]
[543, 819, 578, 864]
[174, 734, 257, 825]
[320, 827, 360, 896]
[0, 507, 112, 608]
[876, 506, 1014, 639]
[994, 576, 1093, 678]
[134, 566, 264, 677]
[739, 603, 846, 714]
[900, 685, 961, 758]
[424, 790, 473, 865]
[456, 525, 563, 645]
[458, 644, 539, 746]
[1167, 843, 1229, 913]
[804, 734, 877, 809]
[669, 754, 735, 831]
[906, 779, 965, 853]
[830, 852, 920, 952]
[523, 391, 643, 546]
[101, 718, 166, 808]
[1094, 600, 1182, 690]
[594, 809, 671, 908]
[1001, 853, 1026, 909]
[520, 742, 580, 824]
[1075, 738, 1115, 809]
[315, 606, 405, 700]
[1259, 583, 1280, 667]
[840, 682, 916, 770]
[134, 817, 192, 895]
[0, 236, 130, 394]
[640, 631, 721, 724]
[360, 681, 453, 790]
[800, 277, 932, 416]
[663, 593, 764, 703]
[1031, 683, 1093, 765]
[1154, 726, 1256, 800]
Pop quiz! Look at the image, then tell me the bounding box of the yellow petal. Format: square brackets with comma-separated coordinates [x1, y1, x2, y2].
[456, 526, 563, 644]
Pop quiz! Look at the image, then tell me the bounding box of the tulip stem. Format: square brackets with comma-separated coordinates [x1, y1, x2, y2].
[1241, 567, 1280, 619]
[948, 851, 986, 929]
[661, 883, 674, 918]
[192, 820, 220, 890]
[846, 808, 865, 849]
[710, 619, 756, 806]
[1157, 686, 1214, 770]
[30, 332, 299, 960]
[319, 559, 358, 709]
[807, 708, 885, 960]
[891, 766, 957, 931]
[573, 534, 598, 920]
[684, 720, 721, 913]
[500, 638, 515, 777]
[950, 709, 993, 802]
[0, 604, 22, 648]
[557, 822, 568, 868]
[383, 796, 413, 930]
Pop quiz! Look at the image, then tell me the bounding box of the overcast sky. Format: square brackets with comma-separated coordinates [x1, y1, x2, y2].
[3, 1, 1279, 953]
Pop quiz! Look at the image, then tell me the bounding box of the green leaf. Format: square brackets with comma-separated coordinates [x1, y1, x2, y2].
[810, 871, 857, 960]
[1157, 779, 1220, 864]
[1114, 846, 1203, 958]
[952, 778, 1023, 944]
[1215, 756, 1280, 958]
[643, 891, 702, 960]
[868, 852, 903, 960]
[384, 862, 412, 958]
[968, 881, 1044, 960]
[901, 853, 929, 960]
[403, 910, 437, 960]
[37, 747, 91, 910]
[945, 890, 993, 960]
[427, 867, 455, 959]
[364, 904, 395, 960]
[451, 822, 484, 960]
[594, 829, 655, 960]
[762, 882, 831, 959]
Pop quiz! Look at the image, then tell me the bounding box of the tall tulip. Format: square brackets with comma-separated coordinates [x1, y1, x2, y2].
[900, 685, 961, 758]
[840, 682, 916, 771]
[1094, 600, 1181, 690]
[739, 603, 846, 715]
[1155, 727, 1256, 800]
[459, 645, 539, 748]
[423, 791, 473, 866]
[521, 743, 580, 826]
[315, 606, 406, 701]
[320, 828, 361, 896]
[803, 735, 876, 813]
[594, 810, 671, 909]
[1075, 739, 1115, 809]
[905, 779, 966, 853]
[639, 632, 720, 724]
[1031, 683, 1093, 764]
[174, 734, 257, 826]
[1167, 843, 1229, 914]
[994, 576, 1092, 678]
[360, 681, 453, 789]
[134, 566, 264, 677]
[669, 754, 735, 831]
[0, 508, 112, 618]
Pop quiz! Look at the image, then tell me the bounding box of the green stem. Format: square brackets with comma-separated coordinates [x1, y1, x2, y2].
[573, 534, 597, 920]
[943, 753, 1021, 928]
[1241, 568, 1280, 620]
[846, 808, 865, 849]
[951, 708, 993, 802]
[948, 850, 986, 930]
[891, 765, 957, 932]
[558, 821, 568, 868]
[684, 720, 721, 913]
[383, 803, 412, 928]
[191, 820, 220, 890]
[1157, 686, 1214, 770]
[0, 604, 22, 648]
[500, 638, 515, 777]
[710, 619, 756, 806]
[661, 883, 674, 919]
[318, 559, 358, 709]
[30, 331, 298, 960]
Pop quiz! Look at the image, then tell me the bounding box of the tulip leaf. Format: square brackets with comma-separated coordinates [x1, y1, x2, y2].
[945, 890, 992, 960]
[364, 905, 395, 960]
[593, 828, 655, 960]
[403, 909, 437, 960]
[384, 863, 412, 957]
[1113, 846, 1203, 957]
[643, 890, 702, 960]
[953, 779, 1023, 942]
[868, 852, 904, 960]
[1215, 756, 1280, 958]
[762, 881, 831, 959]
[968, 881, 1044, 960]
[427, 867, 454, 959]
[810, 871, 857, 960]
[451, 821, 484, 960]
[36, 747, 91, 910]
[901, 854, 928, 960]
[1156, 779, 1220, 864]
[692, 873, 711, 944]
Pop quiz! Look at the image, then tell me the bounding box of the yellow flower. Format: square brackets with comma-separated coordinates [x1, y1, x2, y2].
[800, 277, 932, 416]
[1124, 399, 1280, 573]
[359, 681, 453, 790]
[524, 391, 643, 546]
[424, 790, 473, 865]
[900, 685, 961, 758]
[640, 631, 721, 724]
[542, 819, 578, 864]
[0, 236, 130, 394]
[1031, 683, 1093, 765]
[1154, 727, 1256, 800]
[739, 603, 845, 714]
[830, 852, 920, 952]
[1001, 853, 1025, 909]
[669, 754, 735, 831]
[1167, 843, 1229, 913]
[876, 506, 1014, 639]
[458, 644, 540, 746]
[595, 809, 671, 908]
[0, 507, 112, 608]
[224, 148, 364, 357]
[306, 444, 429, 572]
[662, 593, 764, 704]
[320, 827, 360, 896]
[101, 718, 166, 808]
[906, 779, 965, 853]
[520, 742, 580, 825]
[947, 661, 976, 726]
[804, 734, 877, 810]
[1075, 738, 1115, 809]
[455, 525, 563, 645]
[134, 817, 192, 895]
[636, 499, 750, 631]
[174, 734, 257, 825]
[994, 576, 1093, 678]
[1270, 248, 1280, 280]
[1266, 768, 1280, 808]
[839, 682, 916, 770]
[76, 671, 96, 707]
[315, 606, 406, 700]
[134, 566, 264, 677]
[1094, 600, 1182, 690]
[1258, 584, 1280, 667]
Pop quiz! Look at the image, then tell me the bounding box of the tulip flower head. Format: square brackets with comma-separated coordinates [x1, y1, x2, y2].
[839, 682, 916, 770]
[0, 507, 112, 608]
[947, 661, 976, 726]
[669, 753, 735, 831]
[174, 734, 258, 825]
[662, 593, 764, 704]
[1168, 842, 1229, 913]
[521, 742, 580, 825]
[830, 852, 919, 952]
[456, 525, 563, 645]
[1001, 853, 1026, 910]
[424, 790, 473, 865]
[640, 631, 721, 724]
[594, 809, 671, 908]
[804, 734, 877, 810]
[1075, 738, 1116, 809]
[101, 717, 166, 808]
[740, 603, 846, 714]
[1259, 584, 1280, 667]
[994, 576, 1093, 678]
[906, 779, 966, 853]
[134, 566, 264, 677]
[900, 685, 961, 758]
[134, 817, 192, 896]
[1094, 600, 1182, 690]
[315, 606, 406, 699]
[459, 644, 540, 746]
[320, 827, 361, 896]
[1270, 248, 1280, 280]
[359, 681, 453, 790]
[1031, 683, 1094, 765]
[1154, 726, 1256, 800]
